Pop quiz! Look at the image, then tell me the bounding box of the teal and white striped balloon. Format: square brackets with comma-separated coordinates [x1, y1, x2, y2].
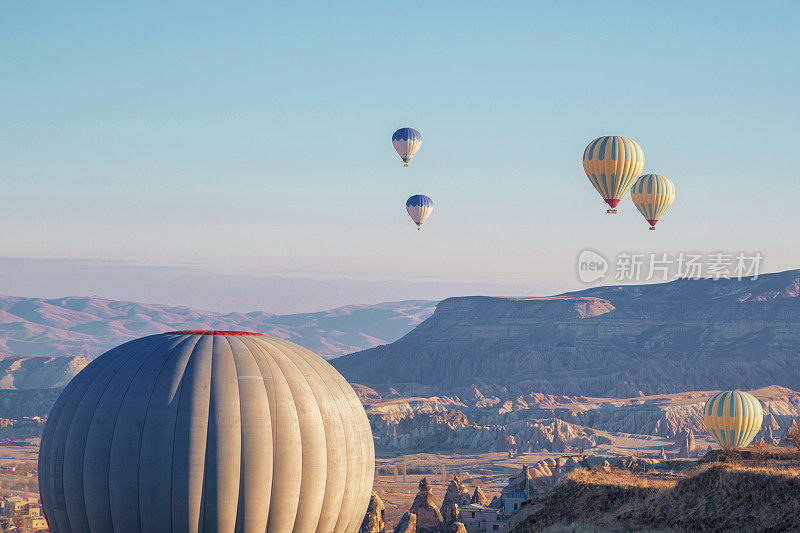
[703, 390, 763, 450]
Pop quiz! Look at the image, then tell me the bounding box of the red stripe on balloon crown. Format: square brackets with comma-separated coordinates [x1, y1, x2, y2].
[165, 330, 262, 336]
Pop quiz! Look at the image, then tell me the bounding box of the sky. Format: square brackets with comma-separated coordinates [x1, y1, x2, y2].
[0, 2, 798, 312]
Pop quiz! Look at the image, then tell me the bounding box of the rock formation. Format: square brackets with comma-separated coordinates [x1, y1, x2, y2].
[393, 512, 416, 533]
[757, 424, 779, 445]
[675, 428, 696, 458]
[334, 270, 800, 397]
[767, 413, 781, 431]
[440, 476, 471, 518]
[359, 491, 386, 533]
[410, 477, 444, 533]
[359, 385, 800, 456]
[471, 486, 489, 506]
[506, 434, 517, 457]
[502, 465, 531, 496]
[443, 504, 459, 531]
[499, 459, 589, 499]
[780, 419, 800, 447]
[0, 354, 88, 390]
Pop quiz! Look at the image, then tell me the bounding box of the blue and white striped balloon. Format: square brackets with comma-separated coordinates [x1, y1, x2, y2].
[392, 128, 422, 167]
[406, 195, 433, 230]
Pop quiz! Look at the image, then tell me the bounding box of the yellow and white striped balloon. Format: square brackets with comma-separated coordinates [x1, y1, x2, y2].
[630, 174, 676, 230]
[703, 390, 763, 450]
[582, 136, 645, 213]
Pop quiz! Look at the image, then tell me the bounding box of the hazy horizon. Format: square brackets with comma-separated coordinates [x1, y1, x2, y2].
[0, 256, 570, 313]
[0, 255, 794, 314]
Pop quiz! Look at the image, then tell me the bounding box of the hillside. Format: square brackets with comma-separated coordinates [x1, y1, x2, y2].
[0, 295, 435, 360]
[0, 354, 88, 390]
[509, 462, 800, 532]
[333, 270, 800, 397]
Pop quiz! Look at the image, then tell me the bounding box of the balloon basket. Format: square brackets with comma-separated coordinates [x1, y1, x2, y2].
[404, 164, 408, 167]
[649, 226, 656, 230]
[606, 209, 617, 214]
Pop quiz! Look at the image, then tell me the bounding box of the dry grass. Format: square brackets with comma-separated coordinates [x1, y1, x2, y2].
[509, 468, 673, 532]
[625, 463, 800, 532]
[511, 462, 800, 532]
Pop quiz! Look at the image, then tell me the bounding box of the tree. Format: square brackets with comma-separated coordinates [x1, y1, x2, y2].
[784, 422, 800, 451]
[749, 438, 768, 466]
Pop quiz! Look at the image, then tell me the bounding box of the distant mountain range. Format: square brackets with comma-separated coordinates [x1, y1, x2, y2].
[332, 270, 800, 398]
[0, 295, 436, 369]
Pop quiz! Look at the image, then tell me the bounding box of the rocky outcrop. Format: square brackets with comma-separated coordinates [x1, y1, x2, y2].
[503, 465, 531, 495]
[471, 486, 489, 506]
[498, 456, 673, 503]
[757, 425, 778, 445]
[500, 459, 587, 498]
[359, 492, 385, 533]
[0, 354, 88, 390]
[442, 504, 459, 531]
[367, 395, 617, 454]
[393, 512, 416, 533]
[361, 386, 800, 455]
[780, 419, 800, 447]
[616, 456, 659, 472]
[766, 414, 781, 431]
[397, 478, 495, 533]
[440, 476, 471, 519]
[409, 478, 444, 533]
[675, 428, 696, 458]
[334, 270, 800, 397]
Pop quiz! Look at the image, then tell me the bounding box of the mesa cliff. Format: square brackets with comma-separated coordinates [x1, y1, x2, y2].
[333, 270, 800, 397]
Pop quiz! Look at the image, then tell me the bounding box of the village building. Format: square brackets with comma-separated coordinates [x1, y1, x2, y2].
[456, 503, 502, 532]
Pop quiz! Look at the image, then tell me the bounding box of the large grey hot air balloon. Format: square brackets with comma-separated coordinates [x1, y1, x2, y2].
[38, 331, 374, 533]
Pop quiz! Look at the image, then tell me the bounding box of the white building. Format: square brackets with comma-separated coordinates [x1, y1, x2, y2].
[457, 503, 501, 532]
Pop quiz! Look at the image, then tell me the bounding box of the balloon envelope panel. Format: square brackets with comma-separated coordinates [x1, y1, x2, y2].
[38, 332, 374, 533]
[582, 136, 644, 205]
[703, 390, 763, 450]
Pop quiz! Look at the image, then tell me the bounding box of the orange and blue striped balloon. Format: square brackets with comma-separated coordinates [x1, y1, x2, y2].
[630, 174, 676, 230]
[703, 390, 763, 450]
[582, 136, 644, 213]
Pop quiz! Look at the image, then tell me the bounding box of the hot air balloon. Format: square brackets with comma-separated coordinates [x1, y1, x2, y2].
[38, 331, 374, 533]
[630, 173, 676, 230]
[392, 127, 422, 167]
[703, 390, 764, 450]
[582, 136, 645, 213]
[406, 194, 433, 230]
